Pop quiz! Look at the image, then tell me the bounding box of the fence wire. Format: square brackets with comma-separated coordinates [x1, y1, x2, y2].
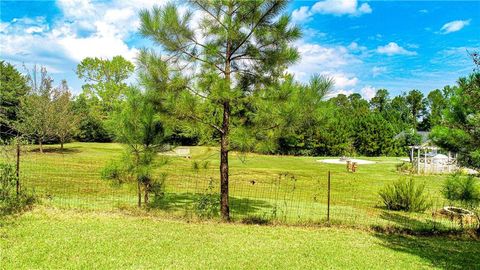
[2, 144, 475, 232]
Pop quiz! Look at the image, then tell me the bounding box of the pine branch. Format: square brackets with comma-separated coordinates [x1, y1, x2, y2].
[193, 0, 228, 31]
[229, 1, 279, 58]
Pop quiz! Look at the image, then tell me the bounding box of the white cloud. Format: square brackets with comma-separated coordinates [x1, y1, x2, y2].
[347, 42, 367, 51]
[328, 89, 354, 98]
[25, 26, 47, 34]
[357, 3, 372, 14]
[0, 22, 9, 33]
[376, 42, 417, 56]
[288, 41, 361, 82]
[418, 9, 428, 14]
[372, 66, 387, 77]
[292, 6, 312, 23]
[312, 0, 372, 16]
[440, 19, 471, 34]
[58, 35, 139, 62]
[329, 72, 359, 88]
[360, 85, 376, 100]
[2, 17, 49, 34]
[292, 0, 371, 22]
[57, 0, 95, 19]
[302, 28, 327, 39]
[0, 0, 158, 67]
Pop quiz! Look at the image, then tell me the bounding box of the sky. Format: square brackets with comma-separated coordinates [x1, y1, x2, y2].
[1, 0, 479, 99]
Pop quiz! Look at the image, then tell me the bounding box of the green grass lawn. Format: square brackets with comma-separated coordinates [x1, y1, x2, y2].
[1, 207, 479, 270]
[1, 142, 466, 230]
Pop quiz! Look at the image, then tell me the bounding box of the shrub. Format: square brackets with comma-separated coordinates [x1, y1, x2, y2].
[100, 161, 123, 183]
[379, 178, 431, 212]
[194, 178, 219, 218]
[442, 174, 480, 209]
[242, 215, 271, 225]
[0, 163, 36, 215]
[0, 163, 16, 199]
[148, 172, 167, 203]
[396, 162, 413, 173]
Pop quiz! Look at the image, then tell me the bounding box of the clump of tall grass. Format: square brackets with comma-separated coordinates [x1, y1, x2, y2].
[379, 178, 431, 212]
[442, 174, 480, 209]
[0, 163, 36, 215]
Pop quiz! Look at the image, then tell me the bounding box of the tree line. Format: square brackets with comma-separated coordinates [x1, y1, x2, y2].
[0, 57, 468, 157]
[1, 1, 478, 220]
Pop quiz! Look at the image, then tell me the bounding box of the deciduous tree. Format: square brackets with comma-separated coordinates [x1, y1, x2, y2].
[51, 80, 80, 150]
[406, 89, 426, 129]
[370, 89, 390, 113]
[17, 66, 55, 153]
[76, 56, 134, 114]
[0, 61, 29, 139]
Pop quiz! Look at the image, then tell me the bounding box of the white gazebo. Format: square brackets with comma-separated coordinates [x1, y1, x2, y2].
[408, 144, 457, 174]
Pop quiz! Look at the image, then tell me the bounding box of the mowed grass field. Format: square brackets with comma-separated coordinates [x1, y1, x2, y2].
[3, 142, 461, 229]
[1, 207, 479, 270]
[2, 143, 480, 269]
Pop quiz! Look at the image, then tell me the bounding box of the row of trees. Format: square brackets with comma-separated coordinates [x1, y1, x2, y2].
[0, 57, 451, 157]
[0, 62, 78, 152]
[262, 86, 448, 157]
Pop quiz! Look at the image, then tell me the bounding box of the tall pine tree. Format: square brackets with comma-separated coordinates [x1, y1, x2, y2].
[139, 0, 301, 220]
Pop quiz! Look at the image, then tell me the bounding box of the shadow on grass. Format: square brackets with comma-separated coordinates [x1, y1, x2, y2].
[374, 233, 480, 270]
[379, 211, 452, 233]
[28, 147, 81, 154]
[375, 211, 480, 270]
[148, 192, 272, 216]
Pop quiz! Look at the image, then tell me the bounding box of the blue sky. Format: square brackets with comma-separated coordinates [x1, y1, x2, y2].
[1, 0, 479, 99]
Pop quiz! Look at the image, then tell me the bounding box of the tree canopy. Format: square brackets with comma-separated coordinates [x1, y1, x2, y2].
[76, 56, 134, 114]
[0, 61, 29, 139]
[431, 71, 480, 169]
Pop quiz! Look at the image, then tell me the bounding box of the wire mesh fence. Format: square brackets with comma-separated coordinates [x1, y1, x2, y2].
[2, 143, 477, 232]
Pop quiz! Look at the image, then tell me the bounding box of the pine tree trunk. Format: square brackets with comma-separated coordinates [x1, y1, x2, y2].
[220, 4, 232, 221]
[144, 184, 149, 204]
[137, 180, 142, 208]
[220, 101, 230, 221]
[60, 140, 64, 151]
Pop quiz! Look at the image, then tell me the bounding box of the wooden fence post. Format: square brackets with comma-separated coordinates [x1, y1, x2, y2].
[327, 170, 331, 224]
[16, 141, 20, 196]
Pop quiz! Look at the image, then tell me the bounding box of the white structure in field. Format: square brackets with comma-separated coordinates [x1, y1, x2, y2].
[174, 147, 191, 158]
[408, 145, 457, 174]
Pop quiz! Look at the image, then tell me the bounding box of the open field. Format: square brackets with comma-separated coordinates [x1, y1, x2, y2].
[1, 207, 479, 270]
[3, 142, 466, 231]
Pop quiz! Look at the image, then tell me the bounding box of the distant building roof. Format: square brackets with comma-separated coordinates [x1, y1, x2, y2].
[394, 130, 430, 144]
[417, 131, 430, 144]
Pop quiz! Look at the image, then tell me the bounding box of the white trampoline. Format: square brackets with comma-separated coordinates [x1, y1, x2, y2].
[317, 158, 376, 165]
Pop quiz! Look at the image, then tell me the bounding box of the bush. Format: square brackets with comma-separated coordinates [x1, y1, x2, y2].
[396, 162, 413, 173]
[194, 178, 219, 218]
[149, 173, 166, 201]
[0, 163, 36, 215]
[379, 178, 431, 212]
[241, 215, 271, 225]
[100, 161, 124, 183]
[442, 174, 480, 209]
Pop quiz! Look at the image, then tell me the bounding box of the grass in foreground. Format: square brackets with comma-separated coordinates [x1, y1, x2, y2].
[1, 207, 479, 270]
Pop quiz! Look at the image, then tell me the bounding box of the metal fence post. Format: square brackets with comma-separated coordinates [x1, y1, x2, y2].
[327, 170, 331, 224]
